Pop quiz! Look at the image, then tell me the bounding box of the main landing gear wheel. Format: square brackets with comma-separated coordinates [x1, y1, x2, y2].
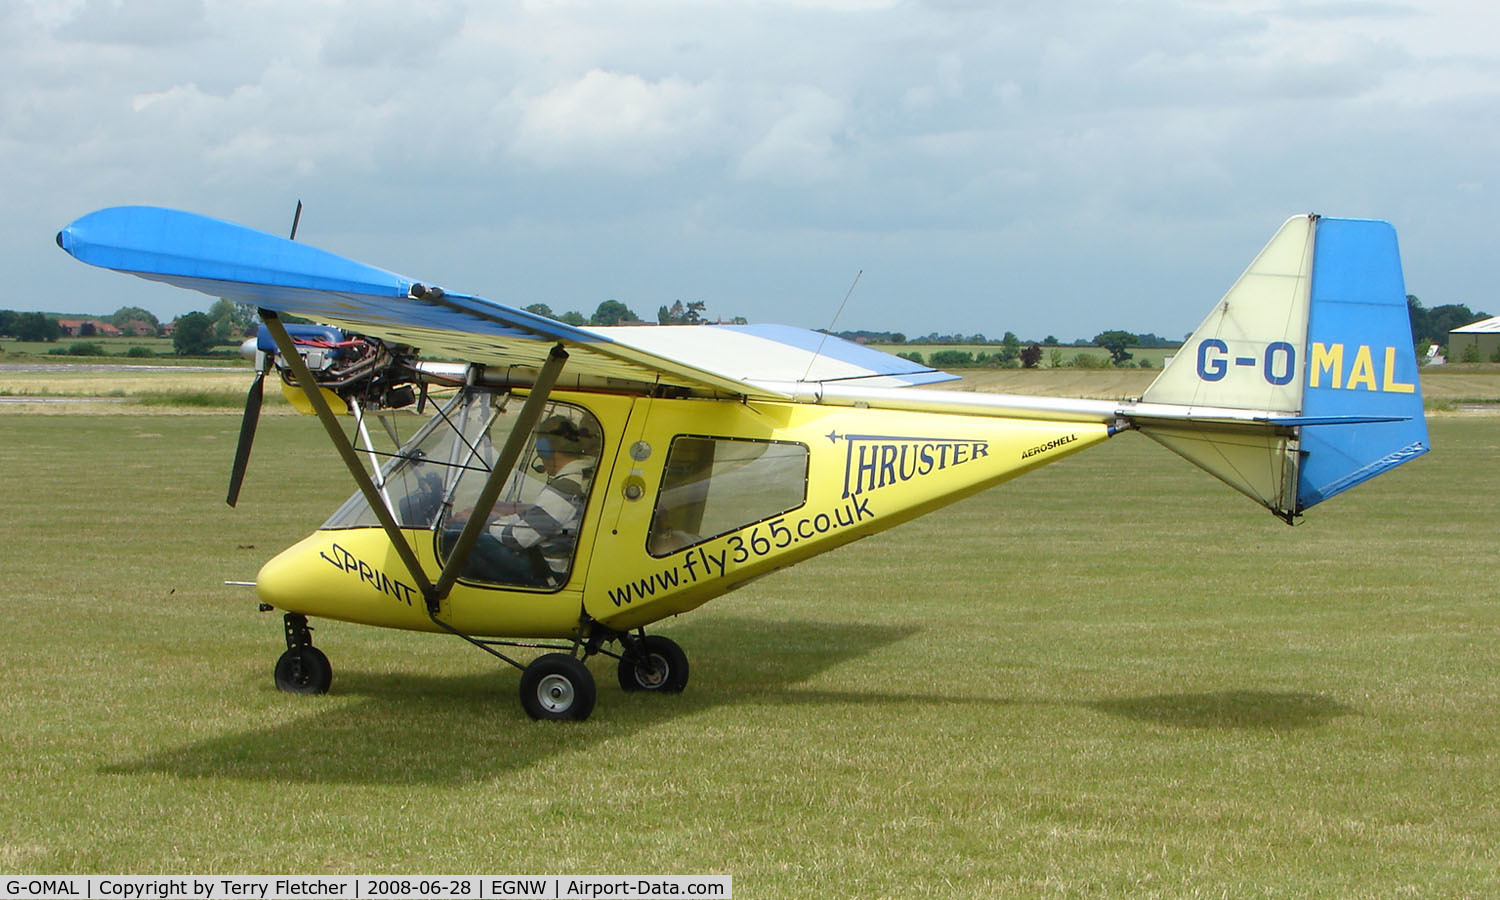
[274, 646, 332, 694]
[617, 635, 689, 693]
[519, 653, 597, 721]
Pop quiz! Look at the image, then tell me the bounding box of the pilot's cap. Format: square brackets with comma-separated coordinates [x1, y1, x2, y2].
[535, 414, 600, 456]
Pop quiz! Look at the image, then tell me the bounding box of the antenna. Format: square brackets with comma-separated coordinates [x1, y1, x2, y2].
[800, 269, 862, 383]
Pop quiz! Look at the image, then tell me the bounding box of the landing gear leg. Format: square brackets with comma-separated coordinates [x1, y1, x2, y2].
[274, 613, 332, 694]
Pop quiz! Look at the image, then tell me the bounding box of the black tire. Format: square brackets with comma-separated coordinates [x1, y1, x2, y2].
[519, 654, 596, 721]
[274, 646, 332, 694]
[617, 635, 689, 694]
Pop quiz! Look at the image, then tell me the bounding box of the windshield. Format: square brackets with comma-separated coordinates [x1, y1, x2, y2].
[322, 389, 603, 589]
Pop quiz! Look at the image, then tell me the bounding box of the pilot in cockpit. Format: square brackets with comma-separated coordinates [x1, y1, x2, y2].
[479, 414, 601, 585]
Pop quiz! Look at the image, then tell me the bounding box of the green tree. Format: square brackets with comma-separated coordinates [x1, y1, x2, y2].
[0, 310, 16, 336]
[657, 300, 707, 325]
[928, 349, 975, 368]
[209, 298, 255, 342]
[998, 331, 1021, 364]
[591, 300, 642, 326]
[109, 306, 160, 335]
[1092, 330, 1137, 366]
[1408, 295, 1491, 345]
[558, 311, 587, 326]
[12, 312, 60, 342]
[523, 303, 555, 319]
[172, 312, 217, 355]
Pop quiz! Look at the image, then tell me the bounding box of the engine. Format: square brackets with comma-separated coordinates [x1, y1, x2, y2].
[242, 323, 421, 410]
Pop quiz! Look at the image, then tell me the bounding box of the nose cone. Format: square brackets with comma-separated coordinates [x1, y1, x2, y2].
[239, 337, 260, 363]
[254, 544, 305, 612]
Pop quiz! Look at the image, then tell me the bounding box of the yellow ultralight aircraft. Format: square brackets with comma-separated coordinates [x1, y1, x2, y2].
[57, 207, 1428, 720]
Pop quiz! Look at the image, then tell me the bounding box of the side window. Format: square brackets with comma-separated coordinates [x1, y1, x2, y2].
[648, 436, 809, 557]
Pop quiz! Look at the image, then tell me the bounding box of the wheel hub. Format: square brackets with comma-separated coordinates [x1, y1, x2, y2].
[537, 673, 575, 712]
[635, 654, 668, 689]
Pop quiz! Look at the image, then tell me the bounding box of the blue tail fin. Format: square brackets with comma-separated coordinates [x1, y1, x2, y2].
[1139, 215, 1428, 519]
[1296, 218, 1428, 509]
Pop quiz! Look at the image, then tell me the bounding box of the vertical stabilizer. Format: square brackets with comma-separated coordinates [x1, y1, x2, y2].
[1135, 215, 1427, 520]
[1144, 215, 1314, 415]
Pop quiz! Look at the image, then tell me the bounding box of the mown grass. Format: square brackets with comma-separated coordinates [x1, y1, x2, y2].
[0, 413, 1497, 897]
[0, 336, 244, 364]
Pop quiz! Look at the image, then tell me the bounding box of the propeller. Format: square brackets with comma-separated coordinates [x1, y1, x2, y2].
[226, 359, 267, 507]
[225, 200, 302, 507]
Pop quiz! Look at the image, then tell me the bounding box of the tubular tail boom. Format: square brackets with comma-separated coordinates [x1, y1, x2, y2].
[778, 214, 1428, 521]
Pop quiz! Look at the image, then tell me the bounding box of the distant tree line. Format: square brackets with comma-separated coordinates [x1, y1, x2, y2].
[0, 301, 257, 356]
[0, 310, 62, 342]
[896, 329, 1160, 370]
[522, 299, 745, 327]
[838, 328, 1182, 348]
[8, 293, 1488, 363]
[1407, 295, 1488, 346]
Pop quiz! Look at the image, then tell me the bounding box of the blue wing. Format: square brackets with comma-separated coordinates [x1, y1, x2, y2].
[58, 206, 952, 398]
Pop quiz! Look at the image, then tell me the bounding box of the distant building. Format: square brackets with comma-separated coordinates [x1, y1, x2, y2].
[1449, 316, 1500, 362]
[56, 319, 122, 338]
[118, 319, 157, 337]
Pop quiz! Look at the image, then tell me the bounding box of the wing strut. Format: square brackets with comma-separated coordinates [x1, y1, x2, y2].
[262, 311, 436, 601]
[268, 309, 572, 623]
[429, 343, 570, 609]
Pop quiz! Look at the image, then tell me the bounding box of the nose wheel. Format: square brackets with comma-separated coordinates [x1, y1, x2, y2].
[617, 634, 689, 693]
[273, 613, 332, 694]
[274, 645, 332, 694]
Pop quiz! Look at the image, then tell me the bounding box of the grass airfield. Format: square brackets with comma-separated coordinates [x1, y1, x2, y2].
[1, 386, 1498, 896]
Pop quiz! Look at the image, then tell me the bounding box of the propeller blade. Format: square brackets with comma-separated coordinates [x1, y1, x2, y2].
[226, 367, 266, 507]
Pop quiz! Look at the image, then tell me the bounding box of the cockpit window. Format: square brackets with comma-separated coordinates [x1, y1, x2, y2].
[648, 436, 809, 557]
[322, 390, 603, 589]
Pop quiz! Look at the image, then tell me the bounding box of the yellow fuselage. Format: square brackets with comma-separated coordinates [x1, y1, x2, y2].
[255, 391, 1109, 638]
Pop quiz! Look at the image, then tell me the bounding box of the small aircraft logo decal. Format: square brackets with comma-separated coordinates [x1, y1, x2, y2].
[829, 431, 990, 498]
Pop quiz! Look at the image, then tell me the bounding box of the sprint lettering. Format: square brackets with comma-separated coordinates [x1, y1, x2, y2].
[319, 542, 418, 606]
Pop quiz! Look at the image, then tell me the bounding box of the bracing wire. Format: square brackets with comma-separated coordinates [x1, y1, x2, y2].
[800, 270, 863, 383]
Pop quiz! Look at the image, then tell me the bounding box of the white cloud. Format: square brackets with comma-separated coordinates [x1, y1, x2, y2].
[736, 86, 849, 184]
[319, 1, 467, 69]
[509, 69, 722, 173]
[56, 0, 211, 47]
[5, 0, 1499, 334]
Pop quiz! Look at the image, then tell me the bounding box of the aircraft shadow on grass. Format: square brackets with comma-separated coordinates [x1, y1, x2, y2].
[1089, 690, 1354, 730]
[105, 616, 1353, 786]
[105, 616, 920, 786]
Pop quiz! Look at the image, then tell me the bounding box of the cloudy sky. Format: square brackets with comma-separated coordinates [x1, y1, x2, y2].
[4, 0, 1496, 341]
